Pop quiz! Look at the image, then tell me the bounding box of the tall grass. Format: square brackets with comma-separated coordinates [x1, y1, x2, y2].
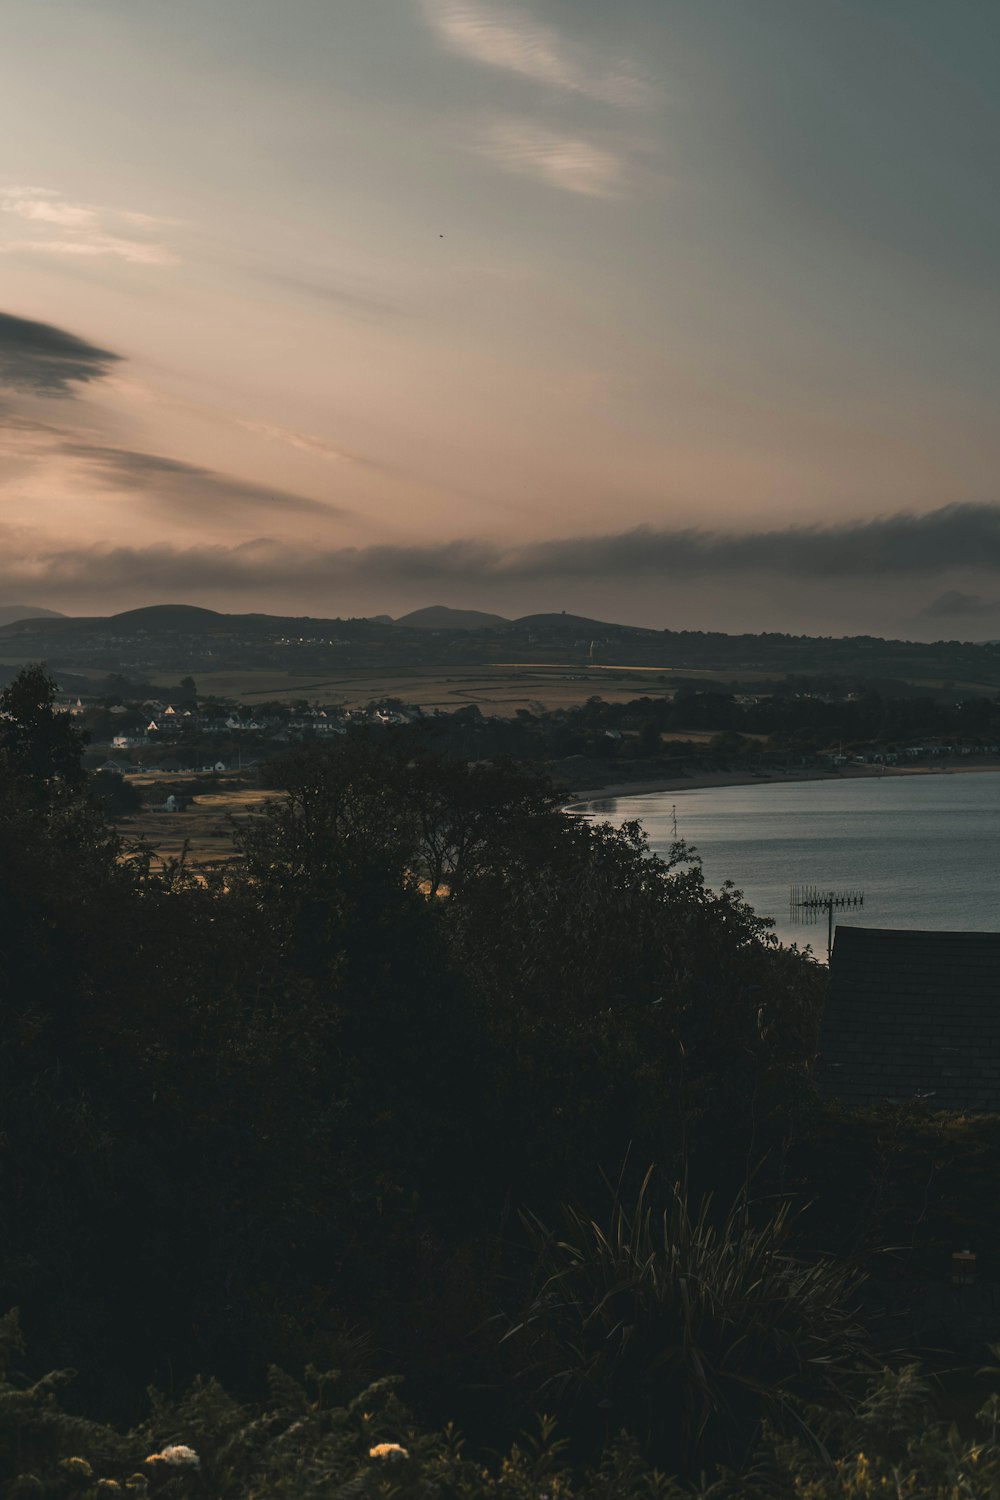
[504, 1169, 868, 1473]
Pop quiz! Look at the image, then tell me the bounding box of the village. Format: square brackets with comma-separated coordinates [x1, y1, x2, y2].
[63, 690, 418, 779]
[59, 679, 1000, 784]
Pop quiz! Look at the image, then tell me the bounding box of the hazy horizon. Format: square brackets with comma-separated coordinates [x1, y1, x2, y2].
[3, 593, 1000, 648]
[2, 2, 999, 635]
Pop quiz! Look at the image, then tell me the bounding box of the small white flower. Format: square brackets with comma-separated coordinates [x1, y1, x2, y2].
[144, 1445, 201, 1469]
[369, 1442, 410, 1461]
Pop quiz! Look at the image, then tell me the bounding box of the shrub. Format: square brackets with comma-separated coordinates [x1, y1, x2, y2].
[504, 1170, 868, 1474]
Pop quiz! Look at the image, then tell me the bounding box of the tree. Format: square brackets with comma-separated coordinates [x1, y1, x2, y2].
[0, 725, 828, 1435]
[89, 769, 142, 816]
[0, 663, 88, 796]
[637, 721, 661, 757]
[709, 729, 750, 760]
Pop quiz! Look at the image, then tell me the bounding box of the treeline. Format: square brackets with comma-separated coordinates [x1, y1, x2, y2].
[3, 665, 1000, 1495]
[584, 683, 1000, 746]
[379, 684, 1000, 772]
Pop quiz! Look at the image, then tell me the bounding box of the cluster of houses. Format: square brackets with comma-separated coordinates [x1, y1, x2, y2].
[69, 694, 423, 778]
[825, 741, 1000, 768]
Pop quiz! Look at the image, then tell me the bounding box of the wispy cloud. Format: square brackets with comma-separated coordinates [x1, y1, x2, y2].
[0, 310, 349, 524]
[422, 0, 649, 106]
[97, 375, 399, 480]
[56, 442, 351, 522]
[477, 119, 625, 196]
[234, 419, 374, 467]
[253, 267, 401, 320]
[0, 311, 121, 396]
[0, 185, 176, 266]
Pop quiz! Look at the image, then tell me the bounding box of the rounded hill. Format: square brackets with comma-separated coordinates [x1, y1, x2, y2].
[0, 604, 66, 628]
[108, 605, 226, 631]
[395, 605, 510, 631]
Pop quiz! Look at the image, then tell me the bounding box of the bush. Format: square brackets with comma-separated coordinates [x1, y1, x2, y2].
[88, 771, 142, 816]
[504, 1170, 868, 1474]
[7, 1310, 1000, 1500]
[0, 1310, 692, 1500]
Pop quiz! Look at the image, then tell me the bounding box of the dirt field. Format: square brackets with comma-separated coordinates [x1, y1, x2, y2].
[156, 662, 1000, 713]
[147, 665, 688, 713]
[118, 781, 280, 874]
[8, 653, 994, 711]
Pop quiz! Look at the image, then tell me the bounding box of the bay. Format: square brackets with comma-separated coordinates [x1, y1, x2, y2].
[576, 771, 1000, 954]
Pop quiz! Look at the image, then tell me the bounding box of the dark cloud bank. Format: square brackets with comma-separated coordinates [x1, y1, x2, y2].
[4, 504, 1000, 609]
[0, 312, 121, 396]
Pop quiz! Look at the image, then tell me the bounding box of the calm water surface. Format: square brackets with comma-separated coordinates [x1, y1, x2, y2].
[577, 772, 1000, 950]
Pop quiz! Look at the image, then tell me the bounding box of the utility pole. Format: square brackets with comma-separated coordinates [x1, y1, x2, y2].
[789, 885, 865, 962]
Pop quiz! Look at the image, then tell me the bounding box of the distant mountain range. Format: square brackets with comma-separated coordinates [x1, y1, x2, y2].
[0, 604, 65, 628]
[4, 603, 1000, 692]
[0, 602, 643, 638]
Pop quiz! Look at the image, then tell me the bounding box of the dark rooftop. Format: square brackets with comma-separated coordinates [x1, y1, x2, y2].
[818, 925, 1000, 1112]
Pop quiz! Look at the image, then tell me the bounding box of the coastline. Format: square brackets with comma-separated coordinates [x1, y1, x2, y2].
[565, 759, 1000, 810]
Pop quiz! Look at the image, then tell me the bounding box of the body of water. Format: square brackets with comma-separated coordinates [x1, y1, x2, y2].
[578, 771, 1000, 952]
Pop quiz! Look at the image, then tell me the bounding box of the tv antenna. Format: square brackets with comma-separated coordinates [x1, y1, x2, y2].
[789, 885, 865, 962]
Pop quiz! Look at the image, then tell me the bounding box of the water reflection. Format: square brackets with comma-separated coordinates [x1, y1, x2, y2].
[577, 772, 1000, 948]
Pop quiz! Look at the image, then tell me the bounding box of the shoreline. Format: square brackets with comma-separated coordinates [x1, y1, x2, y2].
[565, 759, 1000, 810]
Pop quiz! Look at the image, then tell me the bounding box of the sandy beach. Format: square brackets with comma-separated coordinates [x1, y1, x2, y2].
[566, 759, 1000, 810]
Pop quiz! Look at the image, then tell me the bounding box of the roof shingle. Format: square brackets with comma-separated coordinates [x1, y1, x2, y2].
[818, 925, 1000, 1111]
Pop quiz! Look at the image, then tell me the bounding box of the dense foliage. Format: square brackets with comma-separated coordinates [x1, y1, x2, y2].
[2, 666, 999, 1493]
[7, 1312, 1000, 1500]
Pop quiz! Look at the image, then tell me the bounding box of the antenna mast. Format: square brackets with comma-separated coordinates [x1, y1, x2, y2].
[789, 885, 865, 962]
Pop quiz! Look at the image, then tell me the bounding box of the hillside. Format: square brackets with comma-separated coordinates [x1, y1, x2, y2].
[395, 605, 510, 630]
[0, 604, 64, 627]
[514, 611, 654, 635]
[2, 602, 1000, 695]
[109, 604, 227, 631]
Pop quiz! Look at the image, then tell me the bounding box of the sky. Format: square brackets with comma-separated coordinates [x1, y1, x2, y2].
[1, 0, 999, 635]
